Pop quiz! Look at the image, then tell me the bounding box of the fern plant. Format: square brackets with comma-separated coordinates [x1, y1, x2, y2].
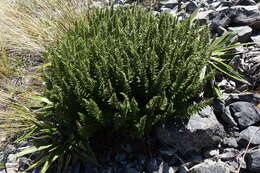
[14, 6, 214, 172]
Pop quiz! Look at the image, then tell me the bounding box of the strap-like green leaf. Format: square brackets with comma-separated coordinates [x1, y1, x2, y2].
[11, 145, 53, 159]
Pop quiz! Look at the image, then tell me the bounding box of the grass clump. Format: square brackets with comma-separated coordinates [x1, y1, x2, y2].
[0, 0, 91, 55]
[15, 7, 214, 172]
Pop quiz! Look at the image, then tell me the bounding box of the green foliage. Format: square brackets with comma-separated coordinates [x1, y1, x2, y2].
[45, 6, 213, 136]
[16, 7, 214, 172]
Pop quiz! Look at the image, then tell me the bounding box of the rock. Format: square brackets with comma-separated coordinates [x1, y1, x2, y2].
[160, 0, 179, 9]
[146, 157, 174, 173]
[203, 148, 219, 158]
[251, 35, 260, 47]
[5, 154, 19, 173]
[157, 106, 226, 155]
[224, 102, 260, 129]
[161, 6, 179, 16]
[224, 93, 260, 105]
[232, 6, 260, 30]
[120, 168, 139, 173]
[196, 10, 213, 25]
[245, 149, 260, 172]
[222, 137, 238, 148]
[239, 126, 260, 145]
[84, 164, 98, 173]
[146, 157, 161, 173]
[217, 79, 236, 92]
[189, 160, 230, 173]
[18, 157, 31, 171]
[157, 161, 175, 173]
[220, 148, 240, 161]
[235, 0, 257, 5]
[185, 1, 198, 14]
[221, 107, 238, 127]
[228, 26, 253, 43]
[121, 144, 132, 153]
[210, 11, 231, 33]
[159, 146, 176, 157]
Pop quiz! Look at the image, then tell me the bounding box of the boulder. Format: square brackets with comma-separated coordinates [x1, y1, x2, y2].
[245, 149, 260, 172]
[157, 106, 226, 155]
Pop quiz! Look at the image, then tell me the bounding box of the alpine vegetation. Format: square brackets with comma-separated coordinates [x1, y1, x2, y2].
[15, 6, 214, 172]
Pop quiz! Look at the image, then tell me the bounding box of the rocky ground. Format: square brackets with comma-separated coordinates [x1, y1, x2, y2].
[0, 0, 260, 172]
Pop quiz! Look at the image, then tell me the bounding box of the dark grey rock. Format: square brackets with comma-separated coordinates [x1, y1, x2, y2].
[223, 137, 238, 148]
[185, 1, 198, 14]
[228, 26, 253, 42]
[73, 163, 81, 173]
[224, 93, 260, 105]
[146, 157, 162, 173]
[220, 148, 240, 161]
[157, 106, 226, 155]
[245, 149, 260, 172]
[232, 6, 260, 30]
[18, 157, 31, 171]
[224, 102, 260, 129]
[239, 126, 260, 145]
[211, 11, 231, 32]
[84, 164, 98, 173]
[189, 160, 230, 173]
[159, 146, 176, 157]
[120, 168, 139, 173]
[235, 0, 257, 5]
[121, 144, 132, 153]
[222, 106, 238, 127]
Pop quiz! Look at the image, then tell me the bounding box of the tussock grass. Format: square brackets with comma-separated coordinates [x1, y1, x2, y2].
[0, 0, 91, 55]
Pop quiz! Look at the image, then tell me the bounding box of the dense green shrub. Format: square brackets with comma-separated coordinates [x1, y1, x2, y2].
[15, 7, 214, 172]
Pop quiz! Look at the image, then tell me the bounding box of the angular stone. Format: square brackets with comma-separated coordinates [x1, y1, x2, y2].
[185, 1, 198, 14]
[245, 149, 260, 172]
[157, 106, 226, 155]
[228, 26, 253, 43]
[196, 10, 214, 25]
[251, 35, 260, 47]
[160, 0, 178, 6]
[224, 93, 260, 105]
[226, 102, 260, 129]
[203, 148, 219, 158]
[239, 126, 260, 145]
[220, 148, 240, 161]
[222, 137, 238, 148]
[190, 160, 230, 173]
[235, 0, 257, 5]
[232, 6, 260, 30]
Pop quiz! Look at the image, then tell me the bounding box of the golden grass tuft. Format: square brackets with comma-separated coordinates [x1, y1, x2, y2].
[0, 0, 91, 55]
